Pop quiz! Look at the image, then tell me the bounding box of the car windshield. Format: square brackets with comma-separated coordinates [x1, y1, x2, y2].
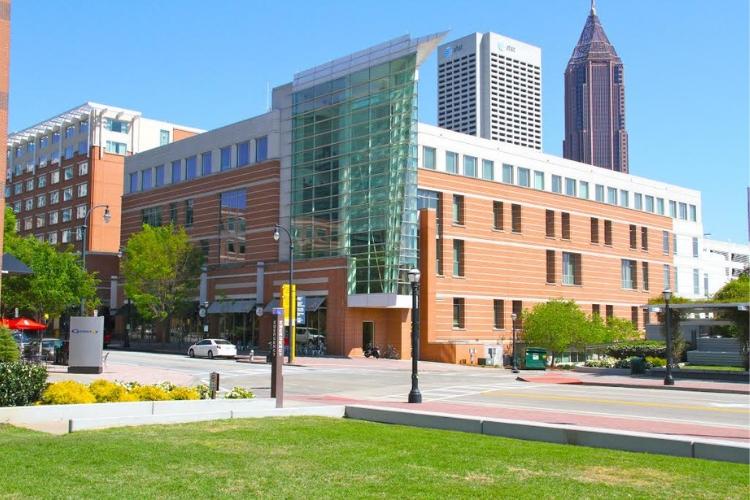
[214, 340, 232, 345]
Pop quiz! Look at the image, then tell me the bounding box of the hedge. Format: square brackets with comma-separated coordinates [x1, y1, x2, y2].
[605, 341, 668, 359]
[0, 362, 48, 406]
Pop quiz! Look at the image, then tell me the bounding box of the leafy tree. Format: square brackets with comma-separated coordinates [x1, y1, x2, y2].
[0, 326, 19, 362]
[712, 274, 749, 369]
[605, 317, 641, 343]
[521, 299, 591, 366]
[713, 273, 749, 303]
[2, 232, 99, 319]
[122, 225, 203, 340]
[4, 207, 17, 244]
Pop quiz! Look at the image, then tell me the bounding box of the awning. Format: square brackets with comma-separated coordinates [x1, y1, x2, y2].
[2, 253, 32, 275]
[263, 296, 326, 313]
[207, 299, 256, 315]
[263, 299, 280, 314]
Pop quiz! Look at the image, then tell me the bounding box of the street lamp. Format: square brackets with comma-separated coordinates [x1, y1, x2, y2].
[662, 288, 675, 385]
[510, 312, 519, 373]
[124, 297, 131, 349]
[80, 204, 111, 315]
[273, 224, 295, 363]
[407, 268, 422, 403]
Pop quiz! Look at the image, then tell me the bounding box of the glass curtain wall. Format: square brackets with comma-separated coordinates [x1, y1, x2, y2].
[291, 55, 419, 295]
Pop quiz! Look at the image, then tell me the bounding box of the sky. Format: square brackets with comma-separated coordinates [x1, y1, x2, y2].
[7, 0, 749, 243]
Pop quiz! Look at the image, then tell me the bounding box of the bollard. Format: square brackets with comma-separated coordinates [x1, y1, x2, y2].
[209, 372, 220, 399]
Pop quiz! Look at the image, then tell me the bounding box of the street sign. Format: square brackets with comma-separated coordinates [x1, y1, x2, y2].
[281, 284, 296, 325]
[296, 295, 306, 325]
[209, 372, 220, 399]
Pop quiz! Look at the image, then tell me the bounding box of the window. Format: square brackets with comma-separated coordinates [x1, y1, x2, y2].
[634, 193, 643, 210]
[65, 125, 76, 138]
[23, 198, 33, 211]
[662, 231, 669, 255]
[236, 141, 250, 166]
[560, 213, 570, 240]
[512, 301, 523, 326]
[620, 190, 629, 208]
[579, 181, 589, 199]
[545, 210, 555, 238]
[185, 156, 197, 180]
[453, 240, 464, 276]
[645, 196, 654, 212]
[546, 250, 555, 283]
[592, 304, 600, 317]
[551, 175, 561, 193]
[673, 235, 678, 255]
[517, 168, 530, 187]
[590, 218, 599, 243]
[105, 141, 127, 155]
[185, 199, 194, 227]
[201, 151, 212, 176]
[463, 156, 477, 177]
[595, 184, 605, 202]
[76, 205, 87, 219]
[482, 160, 494, 180]
[78, 162, 88, 176]
[169, 203, 178, 225]
[35, 215, 44, 228]
[171, 160, 181, 184]
[502, 164, 514, 184]
[452, 298, 465, 328]
[689, 204, 697, 222]
[255, 136, 268, 162]
[675, 266, 679, 292]
[62, 208, 72, 222]
[23, 217, 32, 230]
[493, 300, 505, 329]
[443, 151, 459, 174]
[64, 167, 74, 180]
[155, 165, 165, 187]
[141, 207, 162, 227]
[604, 220, 612, 246]
[606, 305, 614, 320]
[422, 146, 436, 169]
[564, 177, 576, 196]
[607, 187, 617, 205]
[51, 170, 60, 184]
[629, 225, 637, 249]
[141, 169, 152, 191]
[641, 227, 648, 251]
[36, 194, 46, 208]
[13, 201, 20, 213]
[63, 187, 73, 202]
[669, 200, 677, 218]
[693, 269, 700, 295]
[511, 204, 521, 233]
[690, 237, 699, 258]
[563, 252, 582, 285]
[643, 309, 649, 327]
[61, 229, 71, 243]
[452, 195, 464, 225]
[642, 262, 649, 291]
[40, 136, 49, 149]
[220, 146, 232, 171]
[493, 201, 503, 230]
[48, 232, 58, 244]
[656, 198, 665, 215]
[50, 191, 59, 204]
[533, 171, 544, 190]
[704, 273, 709, 297]
[159, 129, 170, 146]
[13, 182, 22, 194]
[128, 172, 138, 193]
[663, 264, 671, 289]
[679, 202, 687, 220]
[104, 118, 130, 133]
[26, 179, 34, 192]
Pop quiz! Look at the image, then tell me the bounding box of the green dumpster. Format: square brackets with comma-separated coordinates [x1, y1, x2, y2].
[524, 348, 547, 370]
[630, 356, 646, 375]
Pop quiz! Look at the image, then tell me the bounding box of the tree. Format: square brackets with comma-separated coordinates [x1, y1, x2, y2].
[712, 274, 749, 369]
[604, 317, 641, 343]
[2, 223, 99, 319]
[0, 326, 19, 362]
[521, 299, 591, 366]
[122, 225, 203, 340]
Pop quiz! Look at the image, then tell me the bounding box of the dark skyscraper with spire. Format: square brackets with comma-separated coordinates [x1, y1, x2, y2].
[563, 0, 628, 173]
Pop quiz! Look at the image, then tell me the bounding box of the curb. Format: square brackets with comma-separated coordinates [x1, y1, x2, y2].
[578, 381, 749, 395]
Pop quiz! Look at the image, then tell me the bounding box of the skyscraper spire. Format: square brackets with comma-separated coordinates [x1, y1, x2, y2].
[591, 0, 596, 15]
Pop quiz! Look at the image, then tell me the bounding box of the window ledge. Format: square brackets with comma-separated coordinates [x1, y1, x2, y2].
[452, 327, 466, 331]
[491, 228, 504, 233]
[561, 283, 582, 287]
[452, 275, 466, 280]
[452, 223, 465, 228]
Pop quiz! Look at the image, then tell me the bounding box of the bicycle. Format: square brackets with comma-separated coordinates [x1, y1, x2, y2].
[382, 344, 399, 359]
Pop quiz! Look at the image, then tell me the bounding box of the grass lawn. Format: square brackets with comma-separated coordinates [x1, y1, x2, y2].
[683, 364, 747, 372]
[1, 417, 748, 499]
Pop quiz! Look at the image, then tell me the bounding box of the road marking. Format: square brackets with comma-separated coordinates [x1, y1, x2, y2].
[376, 383, 541, 402]
[484, 391, 749, 414]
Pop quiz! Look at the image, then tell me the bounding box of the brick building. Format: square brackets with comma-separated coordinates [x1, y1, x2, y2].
[0, 0, 10, 297]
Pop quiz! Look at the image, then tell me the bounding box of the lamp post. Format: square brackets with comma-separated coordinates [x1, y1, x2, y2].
[511, 312, 519, 373]
[124, 298, 131, 349]
[663, 288, 675, 386]
[80, 204, 111, 315]
[273, 224, 295, 363]
[407, 268, 422, 403]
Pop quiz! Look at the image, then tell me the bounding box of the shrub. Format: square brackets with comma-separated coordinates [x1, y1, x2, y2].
[646, 356, 667, 367]
[169, 386, 200, 400]
[605, 341, 667, 359]
[0, 362, 47, 406]
[614, 358, 632, 369]
[89, 379, 130, 403]
[195, 383, 210, 400]
[0, 327, 19, 362]
[40, 381, 95, 405]
[225, 386, 254, 399]
[584, 358, 615, 368]
[130, 385, 171, 401]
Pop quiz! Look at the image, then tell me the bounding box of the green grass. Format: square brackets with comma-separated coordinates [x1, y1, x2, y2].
[0, 418, 748, 499]
[683, 364, 747, 372]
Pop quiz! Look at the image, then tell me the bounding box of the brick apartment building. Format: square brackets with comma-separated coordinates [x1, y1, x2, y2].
[4, 102, 201, 322]
[0, 0, 10, 297]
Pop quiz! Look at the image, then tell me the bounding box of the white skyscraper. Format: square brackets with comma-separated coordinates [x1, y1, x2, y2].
[437, 32, 542, 150]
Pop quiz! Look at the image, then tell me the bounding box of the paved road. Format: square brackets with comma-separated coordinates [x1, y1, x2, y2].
[52, 350, 750, 441]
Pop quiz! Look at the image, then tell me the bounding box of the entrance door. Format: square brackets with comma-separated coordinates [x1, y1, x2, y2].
[362, 321, 374, 349]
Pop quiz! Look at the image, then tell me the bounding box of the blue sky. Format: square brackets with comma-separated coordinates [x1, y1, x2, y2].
[7, 0, 749, 243]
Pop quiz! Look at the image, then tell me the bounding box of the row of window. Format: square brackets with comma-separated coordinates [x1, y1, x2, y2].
[421, 146, 699, 222]
[12, 121, 89, 160]
[128, 137, 268, 193]
[24, 227, 85, 245]
[21, 204, 88, 230]
[11, 183, 88, 214]
[7, 162, 88, 198]
[9, 143, 88, 180]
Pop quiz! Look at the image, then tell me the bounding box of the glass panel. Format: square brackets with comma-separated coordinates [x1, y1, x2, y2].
[482, 160, 494, 180]
[463, 156, 477, 177]
[551, 175, 561, 193]
[533, 171, 544, 190]
[518, 168, 530, 187]
[502, 164, 514, 184]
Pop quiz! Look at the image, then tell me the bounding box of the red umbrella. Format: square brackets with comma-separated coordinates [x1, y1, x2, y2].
[9, 318, 47, 330]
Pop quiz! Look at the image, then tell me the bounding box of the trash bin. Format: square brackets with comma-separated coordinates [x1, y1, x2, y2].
[630, 356, 646, 374]
[524, 348, 547, 370]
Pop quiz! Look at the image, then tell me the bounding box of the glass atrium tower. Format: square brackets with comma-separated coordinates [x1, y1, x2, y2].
[278, 33, 445, 305]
